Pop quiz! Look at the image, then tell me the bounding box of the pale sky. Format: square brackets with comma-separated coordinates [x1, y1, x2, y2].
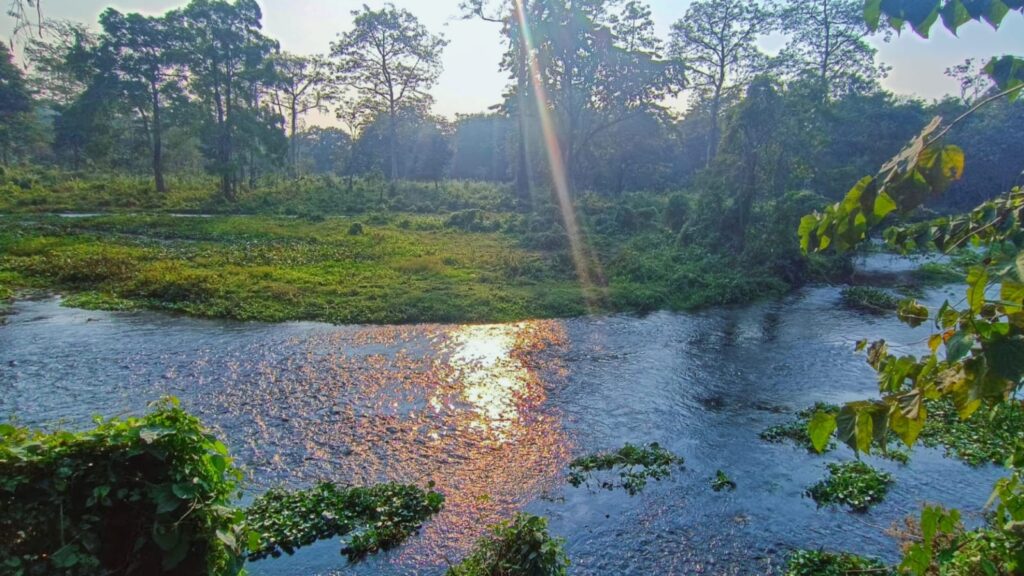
[4, 0, 1023, 123]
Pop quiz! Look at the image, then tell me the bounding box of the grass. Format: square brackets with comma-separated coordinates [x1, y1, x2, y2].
[806, 461, 893, 512]
[0, 212, 789, 325]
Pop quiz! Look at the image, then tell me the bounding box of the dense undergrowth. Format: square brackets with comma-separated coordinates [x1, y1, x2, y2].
[0, 170, 841, 325]
[0, 400, 446, 575]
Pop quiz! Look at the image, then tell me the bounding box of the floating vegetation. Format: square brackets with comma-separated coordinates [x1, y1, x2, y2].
[840, 286, 901, 314]
[711, 470, 737, 492]
[761, 403, 840, 452]
[567, 443, 683, 496]
[446, 513, 569, 576]
[919, 400, 1024, 467]
[243, 482, 444, 562]
[785, 550, 894, 576]
[763, 403, 909, 463]
[807, 461, 893, 512]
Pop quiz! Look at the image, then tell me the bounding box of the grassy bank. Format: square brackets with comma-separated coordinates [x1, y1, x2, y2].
[0, 212, 791, 325]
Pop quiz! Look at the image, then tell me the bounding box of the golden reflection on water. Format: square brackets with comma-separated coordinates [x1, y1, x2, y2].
[208, 319, 573, 569]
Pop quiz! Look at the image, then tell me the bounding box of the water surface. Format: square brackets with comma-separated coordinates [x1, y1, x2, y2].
[0, 276, 1003, 575]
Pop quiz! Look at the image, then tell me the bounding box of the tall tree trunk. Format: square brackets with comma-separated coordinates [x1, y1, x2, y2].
[388, 106, 398, 196]
[151, 83, 166, 194]
[290, 100, 299, 176]
[707, 94, 722, 168]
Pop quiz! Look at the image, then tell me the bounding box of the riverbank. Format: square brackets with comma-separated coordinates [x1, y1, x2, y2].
[0, 213, 805, 325]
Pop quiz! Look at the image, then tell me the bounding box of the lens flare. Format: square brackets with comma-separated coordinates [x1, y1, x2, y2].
[514, 0, 605, 307]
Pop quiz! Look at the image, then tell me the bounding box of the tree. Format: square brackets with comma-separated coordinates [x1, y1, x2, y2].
[776, 0, 888, 100]
[508, 0, 681, 194]
[668, 0, 771, 167]
[98, 8, 181, 193]
[175, 0, 278, 201]
[24, 19, 97, 109]
[0, 43, 34, 165]
[269, 52, 336, 175]
[294, 126, 351, 175]
[331, 4, 447, 187]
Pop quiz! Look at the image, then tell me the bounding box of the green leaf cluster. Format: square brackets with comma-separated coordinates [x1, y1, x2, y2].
[446, 513, 569, 576]
[784, 549, 893, 576]
[242, 482, 443, 562]
[761, 403, 841, 452]
[806, 461, 894, 512]
[711, 470, 737, 492]
[0, 398, 244, 576]
[567, 443, 683, 496]
[864, 0, 1024, 37]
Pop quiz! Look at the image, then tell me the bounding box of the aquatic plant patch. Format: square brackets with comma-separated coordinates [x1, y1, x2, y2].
[807, 461, 893, 512]
[761, 403, 841, 452]
[840, 286, 902, 313]
[445, 513, 569, 576]
[711, 470, 737, 492]
[567, 443, 683, 496]
[784, 550, 894, 576]
[919, 400, 1024, 467]
[243, 482, 444, 562]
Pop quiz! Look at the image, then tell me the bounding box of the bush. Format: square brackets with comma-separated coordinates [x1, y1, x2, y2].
[347, 222, 365, 236]
[0, 399, 244, 576]
[446, 514, 569, 576]
[664, 193, 689, 233]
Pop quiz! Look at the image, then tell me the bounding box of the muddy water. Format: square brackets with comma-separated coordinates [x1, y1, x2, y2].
[0, 259, 1003, 575]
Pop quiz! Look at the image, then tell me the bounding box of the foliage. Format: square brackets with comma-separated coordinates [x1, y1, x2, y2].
[445, 513, 569, 576]
[567, 443, 682, 496]
[761, 403, 841, 452]
[864, 0, 1024, 37]
[784, 549, 894, 576]
[0, 398, 244, 576]
[806, 461, 893, 511]
[840, 286, 901, 314]
[711, 470, 736, 492]
[243, 482, 443, 562]
[919, 400, 1024, 467]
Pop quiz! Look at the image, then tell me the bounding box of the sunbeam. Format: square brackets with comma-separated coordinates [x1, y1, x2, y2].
[514, 0, 606, 307]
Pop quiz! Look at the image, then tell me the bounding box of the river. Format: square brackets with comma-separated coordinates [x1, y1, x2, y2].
[0, 254, 1003, 575]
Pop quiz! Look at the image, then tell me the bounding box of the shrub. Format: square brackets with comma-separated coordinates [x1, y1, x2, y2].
[807, 461, 893, 511]
[348, 222, 365, 236]
[664, 193, 689, 233]
[0, 399, 244, 576]
[446, 514, 569, 576]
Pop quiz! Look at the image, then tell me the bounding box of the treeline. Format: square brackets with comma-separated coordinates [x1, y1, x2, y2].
[0, 0, 1020, 212]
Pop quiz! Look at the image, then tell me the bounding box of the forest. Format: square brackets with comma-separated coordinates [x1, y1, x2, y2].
[1, 0, 1023, 575]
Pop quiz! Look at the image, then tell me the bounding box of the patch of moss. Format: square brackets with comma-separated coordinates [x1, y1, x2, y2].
[806, 461, 893, 512]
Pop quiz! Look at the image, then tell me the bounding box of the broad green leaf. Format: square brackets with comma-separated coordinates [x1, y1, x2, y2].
[946, 331, 975, 362]
[798, 214, 817, 254]
[865, 0, 883, 30]
[891, 400, 926, 446]
[918, 144, 966, 194]
[1003, 279, 1024, 313]
[808, 411, 837, 453]
[898, 300, 930, 328]
[984, 55, 1024, 102]
[874, 191, 898, 221]
[967, 266, 989, 314]
[941, 0, 973, 32]
[983, 0, 1011, 26]
[987, 335, 1024, 382]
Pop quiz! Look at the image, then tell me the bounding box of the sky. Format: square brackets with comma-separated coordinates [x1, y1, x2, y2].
[3, 0, 1023, 123]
